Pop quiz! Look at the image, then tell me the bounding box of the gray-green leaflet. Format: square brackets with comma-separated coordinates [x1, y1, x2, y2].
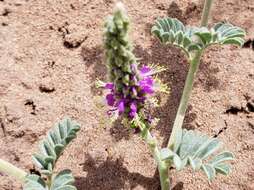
[32, 118, 80, 176]
[24, 118, 80, 190]
[160, 129, 234, 181]
[24, 170, 76, 190]
[151, 18, 246, 58]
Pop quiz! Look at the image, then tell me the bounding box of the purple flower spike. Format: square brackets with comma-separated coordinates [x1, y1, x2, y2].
[106, 93, 115, 106]
[104, 64, 157, 120]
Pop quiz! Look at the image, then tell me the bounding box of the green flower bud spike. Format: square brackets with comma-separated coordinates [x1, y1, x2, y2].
[104, 2, 139, 94]
[103, 2, 167, 121]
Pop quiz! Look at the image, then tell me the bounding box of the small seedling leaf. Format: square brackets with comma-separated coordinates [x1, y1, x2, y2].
[209, 151, 234, 166]
[32, 118, 80, 176]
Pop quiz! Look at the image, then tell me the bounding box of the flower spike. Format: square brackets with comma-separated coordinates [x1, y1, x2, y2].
[103, 2, 166, 121]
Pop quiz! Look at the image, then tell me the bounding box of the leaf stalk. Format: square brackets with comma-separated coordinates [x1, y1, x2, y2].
[167, 0, 214, 150]
[0, 159, 27, 183]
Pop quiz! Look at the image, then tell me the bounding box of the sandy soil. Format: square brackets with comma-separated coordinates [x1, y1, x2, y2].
[0, 0, 254, 189]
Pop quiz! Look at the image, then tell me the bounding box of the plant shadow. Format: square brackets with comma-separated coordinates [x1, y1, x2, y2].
[75, 154, 160, 190]
[81, 45, 106, 96]
[75, 153, 184, 190]
[109, 119, 134, 142]
[197, 58, 220, 92]
[167, 1, 202, 25]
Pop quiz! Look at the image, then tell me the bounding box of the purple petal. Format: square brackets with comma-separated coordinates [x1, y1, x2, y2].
[117, 100, 125, 113]
[105, 83, 114, 90]
[140, 77, 153, 86]
[106, 108, 117, 116]
[130, 102, 137, 112]
[141, 85, 154, 94]
[139, 76, 154, 94]
[136, 96, 146, 102]
[131, 87, 137, 96]
[106, 93, 115, 106]
[129, 102, 137, 118]
[129, 112, 136, 118]
[140, 66, 151, 74]
[106, 110, 112, 116]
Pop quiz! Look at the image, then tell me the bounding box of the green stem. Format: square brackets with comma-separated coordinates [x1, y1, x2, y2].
[158, 163, 170, 190]
[167, 0, 214, 149]
[201, 0, 214, 27]
[0, 159, 27, 183]
[141, 128, 161, 163]
[137, 120, 170, 190]
[47, 174, 53, 188]
[143, 129, 170, 190]
[167, 51, 202, 148]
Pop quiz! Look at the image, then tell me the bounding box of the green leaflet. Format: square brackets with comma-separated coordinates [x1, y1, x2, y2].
[23, 175, 46, 190]
[24, 170, 77, 190]
[161, 129, 234, 181]
[214, 163, 231, 175]
[160, 148, 175, 160]
[201, 164, 216, 181]
[51, 170, 77, 190]
[32, 118, 80, 176]
[152, 18, 246, 58]
[24, 118, 80, 190]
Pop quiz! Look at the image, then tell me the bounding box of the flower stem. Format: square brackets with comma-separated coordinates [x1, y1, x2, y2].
[137, 119, 170, 190]
[0, 159, 27, 183]
[142, 129, 170, 190]
[167, 0, 214, 149]
[158, 163, 170, 190]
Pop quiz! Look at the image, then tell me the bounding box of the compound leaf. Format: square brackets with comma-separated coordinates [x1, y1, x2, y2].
[32, 118, 80, 176]
[152, 18, 245, 57]
[163, 129, 234, 181]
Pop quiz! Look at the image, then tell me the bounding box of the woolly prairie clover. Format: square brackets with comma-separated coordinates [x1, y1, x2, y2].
[102, 3, 167, 122]
[0, 1, 246, 190]
[102, 1, 245, 190]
